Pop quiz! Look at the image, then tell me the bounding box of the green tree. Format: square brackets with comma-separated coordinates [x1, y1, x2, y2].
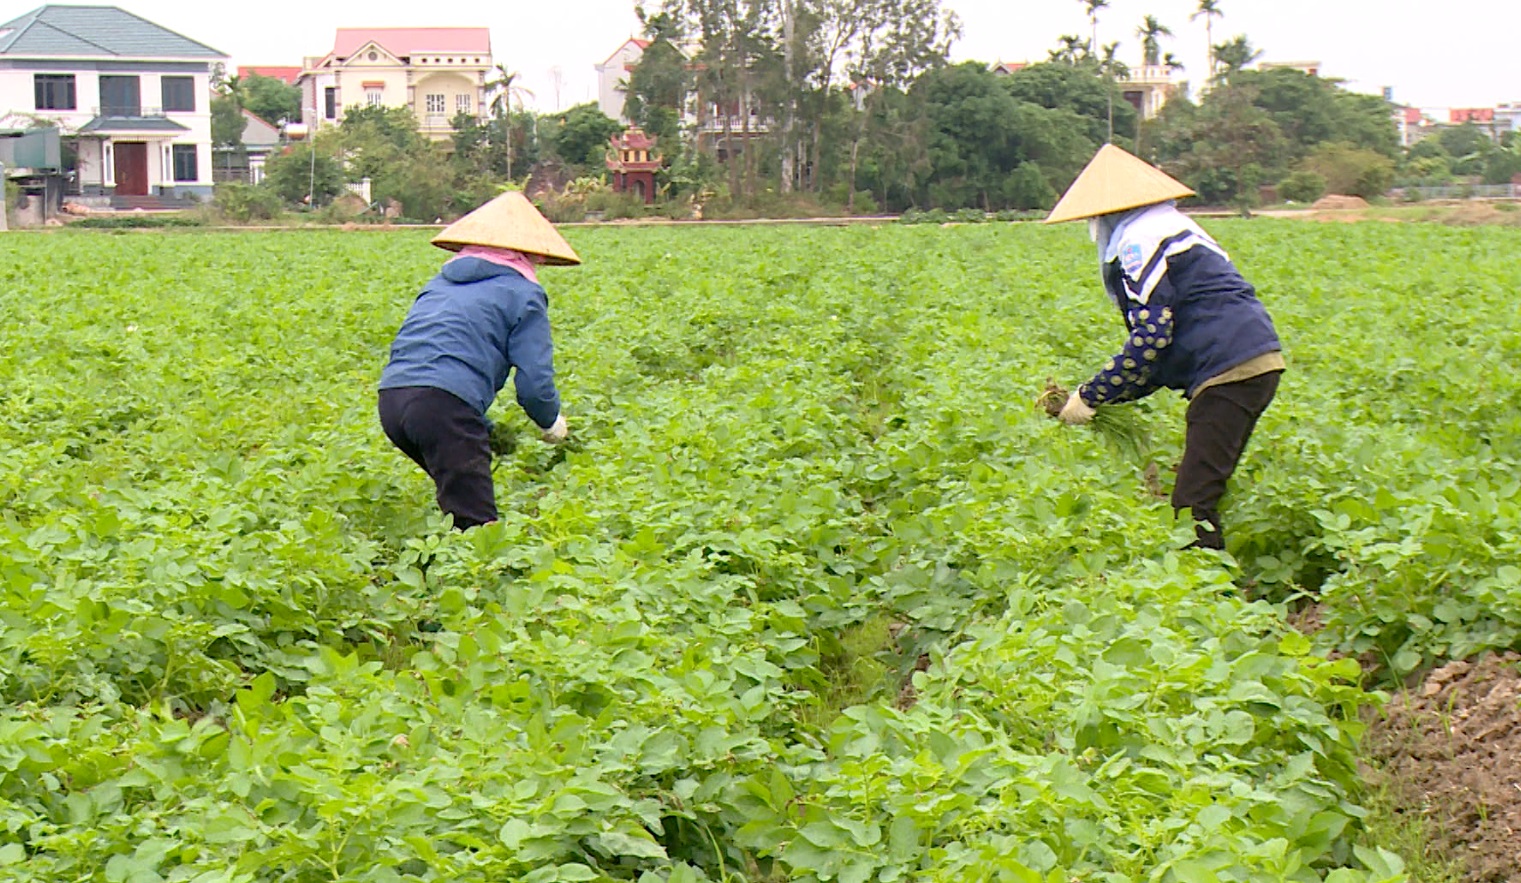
[262, 142, 343, 206]
[211, 74, 249, 183]
[1277, 169, 1325, 203]
[211, 75, 247, 144]
[1136, 15, 1173, 67]
[1191, 0, 1222, 81]
[1079, 0, 1109, 56]
[1229, 68, 1398, 159]
[486, 65, 535, 179]
[242, 74, 302, 126]
[676, 0, 780, 197]
[1482, 140, 1521, 185]
[1004, 62, 1136, 146]
[1437, 123, 1494, 176]
[624, 10, 691, 152]
[912, 62, 1093, 210]
[552, 102, 622, 170]
[1005, 160, 1057, 209]
[1212, 35, 1261, 81]
[834, 0, 961, 201]
[1150, 84, 1289, 204]
[1047, 34, 1091, 64]
[1301, 141, 1394, 199]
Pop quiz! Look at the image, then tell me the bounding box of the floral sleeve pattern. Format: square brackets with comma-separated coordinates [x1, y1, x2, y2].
[1078, 305, 1174, 406]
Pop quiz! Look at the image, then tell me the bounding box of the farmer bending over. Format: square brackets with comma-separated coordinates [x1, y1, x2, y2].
[1049, 145, 1283, 550]
[379, 192, 577, 529]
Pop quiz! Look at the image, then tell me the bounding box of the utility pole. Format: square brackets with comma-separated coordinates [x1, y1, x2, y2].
[0, 162, 9, 232]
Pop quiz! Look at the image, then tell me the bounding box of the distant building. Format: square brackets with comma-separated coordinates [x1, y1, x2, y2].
[1120, 65, 1181, 121]
[1495, 103, 1521, 134]
[1450, 107, 1495, 125]
[1395, 105, 1435, 147]
[298, 28, 491, 141]
[238, 66, 302, 86]
[0, 4, 224, 203]
[1258, 60, 1321, 77]
[211, 109, 280, 185]
[989, 60, 1027, 76]
[593, 36, 768, 162]
[606, 126, 660, 203]
[595, 37, 649, 122]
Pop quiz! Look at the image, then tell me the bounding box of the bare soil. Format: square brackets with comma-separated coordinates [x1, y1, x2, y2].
[1365, 653, 1521, 882]
[1312, 194, 1373, 211]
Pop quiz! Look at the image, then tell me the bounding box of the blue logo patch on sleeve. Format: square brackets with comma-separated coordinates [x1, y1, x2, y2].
[1121, 242, 1146, 278]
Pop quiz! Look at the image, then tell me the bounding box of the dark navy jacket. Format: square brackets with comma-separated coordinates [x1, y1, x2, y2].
[1079, 207, 1280, 406]
[379, 257, 560, 428]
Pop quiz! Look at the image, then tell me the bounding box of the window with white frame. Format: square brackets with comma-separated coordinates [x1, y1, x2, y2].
[365, 88, 383, 107]
[425, 93, 446, 114]
[456, 93, 472, 114]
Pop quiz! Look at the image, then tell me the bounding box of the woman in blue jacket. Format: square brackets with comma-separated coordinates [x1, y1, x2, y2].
[379, 192, 580, 529]
[1049, 145, 1284, 550]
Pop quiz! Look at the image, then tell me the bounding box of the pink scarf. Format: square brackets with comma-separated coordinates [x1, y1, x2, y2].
[451, 245, 540, 285]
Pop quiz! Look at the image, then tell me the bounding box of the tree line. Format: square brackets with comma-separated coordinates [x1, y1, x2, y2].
[212, 0, 1508, 221]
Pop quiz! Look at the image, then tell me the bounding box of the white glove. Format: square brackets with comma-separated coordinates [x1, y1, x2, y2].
[1058, 391, 1096, 426]
[541, 413, 568, 444]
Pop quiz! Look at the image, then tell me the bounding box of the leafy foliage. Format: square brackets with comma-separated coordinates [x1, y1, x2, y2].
[7, 222, 1513, 881]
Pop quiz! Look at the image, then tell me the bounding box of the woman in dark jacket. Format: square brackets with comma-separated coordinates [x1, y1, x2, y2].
[1049, 145, 1284, 550]
[379, 192, 579, 529]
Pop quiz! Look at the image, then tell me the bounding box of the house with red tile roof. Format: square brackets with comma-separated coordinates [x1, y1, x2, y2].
[238, 66, 301, 86]
[297, 27, 491, 141]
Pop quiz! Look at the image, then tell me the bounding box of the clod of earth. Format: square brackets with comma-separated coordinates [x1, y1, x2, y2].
[1038, 377, 1069, 418]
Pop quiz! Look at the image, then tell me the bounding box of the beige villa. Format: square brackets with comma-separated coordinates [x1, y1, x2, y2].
[297, 28, 492, 141]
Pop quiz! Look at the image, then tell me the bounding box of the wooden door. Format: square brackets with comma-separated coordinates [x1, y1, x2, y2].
[115, 142, 148, 195]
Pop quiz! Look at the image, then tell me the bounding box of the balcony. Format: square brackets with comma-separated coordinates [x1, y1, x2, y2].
[94, 105, 168, 118]
[79, 107, 188, 135]
[695, 115, 772, 135]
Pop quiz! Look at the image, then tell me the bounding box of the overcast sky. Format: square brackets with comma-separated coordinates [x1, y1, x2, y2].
[98, 0, 1516, 112]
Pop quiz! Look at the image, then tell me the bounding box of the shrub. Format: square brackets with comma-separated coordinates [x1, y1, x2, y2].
[1303, 142, 1396, 200]
[70, 214, 205, 229]
[1005, 162, 1058, 211]
[1279, 171, 1327, 204]
[213, 183, 284, 223]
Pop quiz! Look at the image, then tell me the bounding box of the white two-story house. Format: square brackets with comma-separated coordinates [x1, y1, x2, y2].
[0, 4, 224, 203]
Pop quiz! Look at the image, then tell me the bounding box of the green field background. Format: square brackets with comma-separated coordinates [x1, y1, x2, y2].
[1, 222, 1518, 881]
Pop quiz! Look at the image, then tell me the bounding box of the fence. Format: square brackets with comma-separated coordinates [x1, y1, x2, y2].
[1393, 184, 1521, 201]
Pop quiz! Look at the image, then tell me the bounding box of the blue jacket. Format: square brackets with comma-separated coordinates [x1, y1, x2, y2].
[379, 257, 560, 428]
[1079, 205, 1280, 405]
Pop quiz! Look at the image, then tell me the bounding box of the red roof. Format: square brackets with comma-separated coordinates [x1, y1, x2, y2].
[1450, 107, 1494, 124]
[332, 28, 491, 59]
[1401, 107, 1424, 125]
[599, 37, 651, 67]
[240, 66, 301, 84]
[613, 128, 656, 150]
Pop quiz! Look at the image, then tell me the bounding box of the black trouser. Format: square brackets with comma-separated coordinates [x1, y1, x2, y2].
[378, 387, 497, 530]
[1172, 371, 1281, 550]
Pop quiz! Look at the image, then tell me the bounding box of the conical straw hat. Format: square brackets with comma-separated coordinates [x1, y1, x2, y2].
[432, 191, 582, 266]
[1044, 144, 1195, 224]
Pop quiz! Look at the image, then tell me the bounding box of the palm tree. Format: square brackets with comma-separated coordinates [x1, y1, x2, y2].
[1162, 52, 1184, 71]
[1048, 34, 1090, 64]
[1098, 42, 1129, 81]
[486, 64, 535, 179]
[1079, 0, 1110, 57]
[1212, 35, 1262, 80]
[1191, 0, 1223, 82]
[1136, 15, 1173, 67]
[1077, 0, 1114, 142]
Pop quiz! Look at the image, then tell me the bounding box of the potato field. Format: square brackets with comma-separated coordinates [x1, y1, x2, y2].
[2, 220, 1519, 882]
